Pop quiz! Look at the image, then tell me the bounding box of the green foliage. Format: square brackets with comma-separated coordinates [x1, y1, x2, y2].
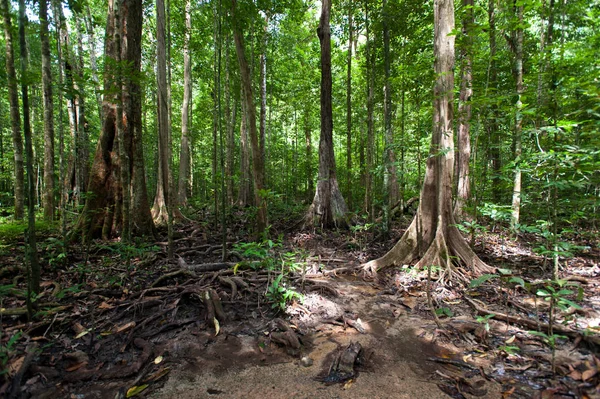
[435, 307, 453, 318]
[0, 331, 22, 376]
[475, 314, 495, 332]
[266, 274, 303, 311]
[536, 279, 583, 313]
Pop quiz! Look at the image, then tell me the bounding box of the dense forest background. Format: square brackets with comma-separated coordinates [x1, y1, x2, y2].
[0, 0, 598, 243]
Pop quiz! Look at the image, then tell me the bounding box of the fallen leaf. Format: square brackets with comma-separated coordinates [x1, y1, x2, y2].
[72, 322, 86, 335]
[126, 384, 148, 398]
[98, 302, 113, 310]
[505, 335, 516, 344]
[114, 321, 136, 334]
[8, 356, 25, 377]
[214, 318, 220, 336]
[154, 355, 164, 364]
[75, 330, 89, 339]
[502, 386, 515, 398]
[343, 379, 354, 390]
[582, 366, 598, 381]
[143, 367, 170, 383]
[65, 361, 88, 372]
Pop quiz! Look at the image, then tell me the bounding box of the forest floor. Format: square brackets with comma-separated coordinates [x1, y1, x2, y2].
[1, 212, 599, 399]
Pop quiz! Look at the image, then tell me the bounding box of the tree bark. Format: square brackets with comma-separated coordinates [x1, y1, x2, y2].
[304, 106, 313, 202]
[364, 0, 374, 220]
[18, 0, 40, 294]
[305, 0, 349, 228]
[383, 0, 399, 232]
[510, 2, 524, 228]
[178, 0, 192, 207]
[224, 36, 236, 206]
[152, 0, 172, 227]
[75, 0, 154, 241]
[238, 94, 252, 207]
[232, 0, 267, 235]
[84, 3, 103, 120]
[39, 0, 55, 221]
[487, 0, 501, 202]
[363, 0, 492, 281]
[1, 0, 25, 220]
[346, 2, 353, 210]
[454, 0, 473, 220]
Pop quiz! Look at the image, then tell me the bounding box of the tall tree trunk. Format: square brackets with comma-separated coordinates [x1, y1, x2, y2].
[363, 0, 491, 280]
[238, 95, 252, 207]
[510, 2, 524, 228]
[18, 0, 40, 295]
[224, 36, 236, 205]
[259, 15, 268, 185]
[364, 0, 374, 220]
[454, 0, 473, 220]
[76, 16, 89, 197]
[232, 0, 267, 235]
[487, 0, 501, 202]
[84, 3, 103, 120]
[1, 0, 24, 220]
[178, 0, 192, 207]
[346, 1, 353, 210]
[306, 0, 349, 228]
[382, 0, 399, 232]
[304, 106, 313, 202]
[40, 0, 55, 221]
[152, 0, 171, 226]
[75, 0, 154, 240]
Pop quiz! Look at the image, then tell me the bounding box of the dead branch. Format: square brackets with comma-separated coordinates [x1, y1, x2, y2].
[8, 343, 38, 399]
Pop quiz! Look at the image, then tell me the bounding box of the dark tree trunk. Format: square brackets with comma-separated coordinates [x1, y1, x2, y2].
[305, 0, 348, 228]
[238, 95, 252, 207]
[346, 2, 353, 210]
[363, 0, 491, 281]
[487, 0, 501, 202]
[1, 0, 25, 220]
[18, 0, 40, 294]
[75, 0, 154, 241]
[40, 0, 55, 221]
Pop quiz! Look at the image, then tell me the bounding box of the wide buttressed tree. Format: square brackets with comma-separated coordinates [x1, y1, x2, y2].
[305, 0, 348, 228]
[362, 0, 492, 282]
[74, 0, 154, 241]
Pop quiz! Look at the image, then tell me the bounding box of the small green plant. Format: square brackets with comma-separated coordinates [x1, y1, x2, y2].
[0, 331, 22, 376]
[266, 274, 303, 311]
[435, 307, 453, 318]
[498, 345, 520, 355]
[476, 314, 495, 332]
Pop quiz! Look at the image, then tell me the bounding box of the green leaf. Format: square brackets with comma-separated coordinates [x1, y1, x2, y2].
[470, 274, 498, 288]
[126, 385, 148, 397]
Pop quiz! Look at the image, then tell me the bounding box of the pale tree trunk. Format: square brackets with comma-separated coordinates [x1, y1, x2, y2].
[232, 0, 267, 235]
[75, 0, 154, 241]
[238, 95, 252, 207]
[363, 0, 492, 281]
[211, 2, 219, 221]
[510, 2, 524, 229]
[18, 0, 40, 294]
[454, 0, 473, 220]
[304, 106, 313, 202]
[346, 1, 353, 210]
[364, 0, 374, 220]
[1, 0, 24, 220]
[306, 0, 348, 228]
[382, 0, 399, 232]
[178, 0, 192, 207]
[152, 0, 171, 226]
[40, 0, 55, 221]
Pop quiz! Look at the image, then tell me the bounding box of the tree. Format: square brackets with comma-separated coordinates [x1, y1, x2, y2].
[75, 0, 154, 240]
[510, 1, 524, 228]
[39, 0, 55, 221]
[177, 0, 192, 207]
[152, 0, 172, 225]
[232, 0, 268, 235]
[363, 0, 492, 281]
[305, 0, 349, 228]
[1, 0, 25, 220]
[345, 0, 353, 210]
[454, 0, 473, 219]
[18, 0, 40, 296]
